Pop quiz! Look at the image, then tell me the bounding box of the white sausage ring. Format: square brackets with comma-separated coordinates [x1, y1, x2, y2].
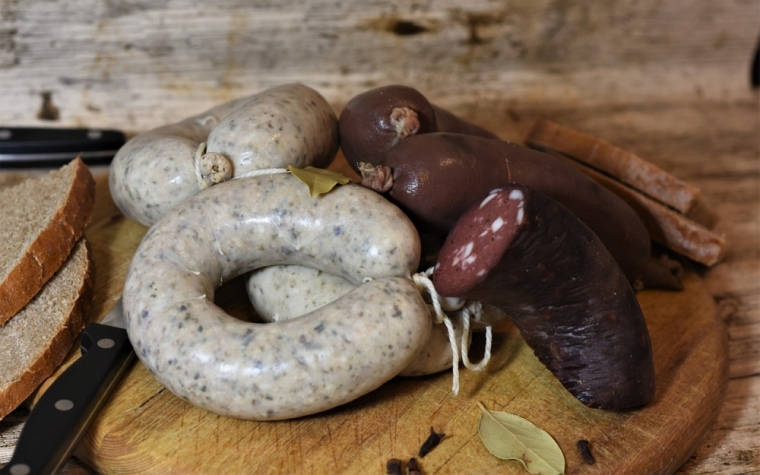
[123, 174, 430, 420]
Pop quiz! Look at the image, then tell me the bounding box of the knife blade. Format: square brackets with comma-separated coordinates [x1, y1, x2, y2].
[0, 127, 126, 168]
[0, 299, 135, 475]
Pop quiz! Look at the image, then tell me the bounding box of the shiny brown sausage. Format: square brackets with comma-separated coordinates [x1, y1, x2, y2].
[432, 184, 655, 410]
[363, 132, 651, 282]
[338, 85, 497, 171]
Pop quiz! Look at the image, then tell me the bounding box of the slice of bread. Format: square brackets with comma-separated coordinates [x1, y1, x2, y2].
[0, 158, 95, 324]
[0, 239, 93, 418]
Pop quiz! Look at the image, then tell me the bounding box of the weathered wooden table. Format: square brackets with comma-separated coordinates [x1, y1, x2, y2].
[1, 1, 758, 473]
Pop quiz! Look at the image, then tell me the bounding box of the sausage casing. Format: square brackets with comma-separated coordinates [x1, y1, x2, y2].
[376, 133, 651, 282]
[433, 184, 655, 409]
[110, 83, 338, 226]
[123, 174, 427, 420]
[246, 264, 466, 377]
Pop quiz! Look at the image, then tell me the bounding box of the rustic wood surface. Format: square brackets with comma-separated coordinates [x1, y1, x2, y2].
[66, 203, 735, 475]
[1, 0, 758, 473]
[1, 0, 757, 125]
[0, 168, 734, 475]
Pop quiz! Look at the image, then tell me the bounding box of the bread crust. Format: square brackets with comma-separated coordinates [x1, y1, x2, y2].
[0, 158, 96, 324]
[0, 240, 93, 418]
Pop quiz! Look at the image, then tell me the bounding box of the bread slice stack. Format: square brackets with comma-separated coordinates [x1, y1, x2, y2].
[526, 119, 726, 267]
[0, 158, 96, 418]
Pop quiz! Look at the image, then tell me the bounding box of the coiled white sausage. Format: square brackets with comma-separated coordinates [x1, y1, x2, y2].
[123, 174, 429, 420]
[246, 265, 460, 376]
[110, 83, 338, 226]
[245, 265, 508, 376]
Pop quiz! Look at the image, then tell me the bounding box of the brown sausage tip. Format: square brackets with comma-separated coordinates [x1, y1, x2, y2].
[359, 162, 394, 193]
[390, 107, 421, 141]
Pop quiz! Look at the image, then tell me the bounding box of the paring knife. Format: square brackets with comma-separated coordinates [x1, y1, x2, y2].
[0, 127, 126, 167]
[0, 299, 135, 475]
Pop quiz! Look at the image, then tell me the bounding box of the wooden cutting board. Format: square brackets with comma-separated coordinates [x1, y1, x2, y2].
[53, 171, 727, 475]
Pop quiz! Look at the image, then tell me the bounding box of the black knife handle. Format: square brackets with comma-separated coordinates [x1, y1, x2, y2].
[0, 324, 135, 475]
[0, 127, 126, 167]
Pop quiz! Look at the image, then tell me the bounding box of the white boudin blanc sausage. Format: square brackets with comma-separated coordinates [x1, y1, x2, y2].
[247, 265, 355, 323]
[246, 265, 507, 327]
[110, 83, 339, 226]
[246, 264, 460, 376]
[246, 265, 508, 376]
[123, 174, 427, 420]
[404, 318, 464, 377]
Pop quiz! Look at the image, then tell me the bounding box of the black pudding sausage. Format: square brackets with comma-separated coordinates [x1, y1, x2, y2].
[432, 184, 655, 410]
[361, 132, 651, 283]
[338, 85, 498, 171]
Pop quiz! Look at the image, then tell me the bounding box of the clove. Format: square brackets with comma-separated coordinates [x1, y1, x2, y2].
[576, 439, 596, 464]
[407, 457, 421, 475]
[386, 458, 403, 475]
[418, 427, 445, 458]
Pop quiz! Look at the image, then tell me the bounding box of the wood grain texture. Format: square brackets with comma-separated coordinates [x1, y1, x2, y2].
[511, 102, 759, 475]
[75, 272, 727, 475]
[0, 0, 757, 130]
[1, 0, 758, 472]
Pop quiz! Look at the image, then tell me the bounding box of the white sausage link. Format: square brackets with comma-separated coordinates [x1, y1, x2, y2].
[246, 264, 464, 376]
[110, 83, 338, 226]
[245, 265, 509, 376]
[247, 266, 354, 323]
[123, 174, 426, 420]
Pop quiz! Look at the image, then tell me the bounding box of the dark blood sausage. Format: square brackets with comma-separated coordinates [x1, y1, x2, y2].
[362, 132, 651, 282]
[432, 184, 655, 409]
[338, 85, 497, 171]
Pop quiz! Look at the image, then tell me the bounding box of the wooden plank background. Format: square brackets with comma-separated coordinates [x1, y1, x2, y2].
[0, 0, 756, 127]
[1, 0, 758, 473]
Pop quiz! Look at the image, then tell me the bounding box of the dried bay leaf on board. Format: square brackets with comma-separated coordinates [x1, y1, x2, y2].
[287, 166, 351, 198]
[477, 401, 565, 475]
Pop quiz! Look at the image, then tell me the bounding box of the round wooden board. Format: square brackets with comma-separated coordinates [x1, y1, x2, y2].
[72, 174, 728, 475]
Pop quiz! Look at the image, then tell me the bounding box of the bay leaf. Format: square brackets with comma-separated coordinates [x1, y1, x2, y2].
[477, 401, 565, 475]
[287, 166, 351, 198]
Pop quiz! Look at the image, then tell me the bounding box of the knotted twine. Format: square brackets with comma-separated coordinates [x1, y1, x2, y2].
[411, 268, 493, 396]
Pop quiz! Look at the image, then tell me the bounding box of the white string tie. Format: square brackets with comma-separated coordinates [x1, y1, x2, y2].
[456, 301, 493, 371]
[195, 115, 219, 128]
[234, 168, 290, 179]
[411, 267, 495, 395]
[412, 269, 461, 394]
